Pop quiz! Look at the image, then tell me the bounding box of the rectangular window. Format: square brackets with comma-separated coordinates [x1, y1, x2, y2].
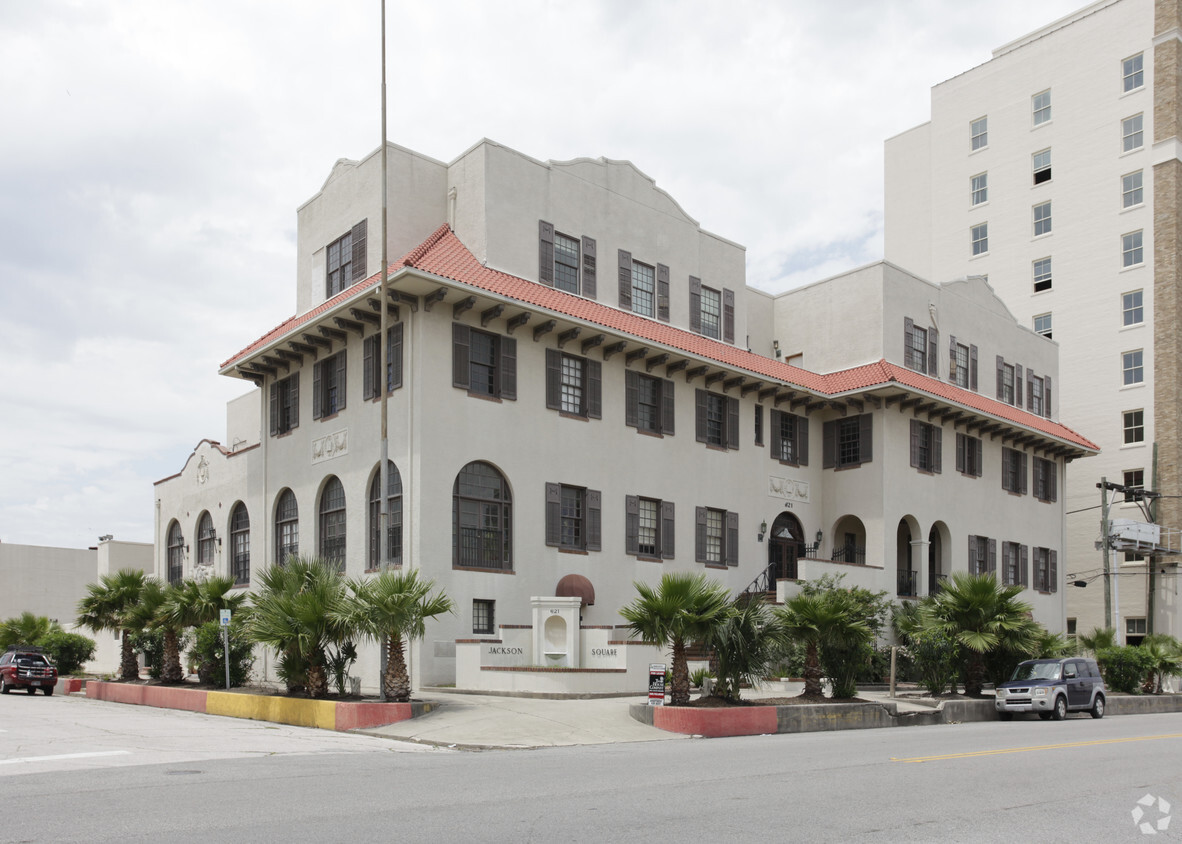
[1123, 171, 1144, 208]
[971, 223, 988, 256]
[1033, 457, 1057, 503]
[638, 375, 661, 432]
[1123, 349, 1144, 385]
[627, 495, 674, 560]
[631, 261, 655, 317]
[637, 498, 659, 557]
[1127, 617, 1147, 636]
[363, 324, 404, 399]
[771, 410, 808, 465]
[544, 483, 600, 552]
[627, 371, 673, 435]
[704, 509, 723, 563]
[971, 173, 988, 205]
[1002, 542, 1022, 586]
[695, 389, 738, 450]
[1033, 257, 1052, 293]
[270, 373, 300, 436]
[1032, 90, 1052, 125]
[1123, 290, 1144, 325]
[560, 354, 584, 413]
[313, 351, 347, 419]
[956, 433, 983, 477]
[1033, 547, 1057, 592]
[1002, 447, 1027, 494]
[699, 286, 722, 339]
[705, 393, 725, 446]
[904, 319, 928, 373]
[951, 342, 970, 387]
[1123, 230, 1144, 267]
[553, 233, 580, 294]
[469, 331, 498, 395]
[1124, 469, 1145, 501]
[473, 600, 495, 635]
[326, 232, 352, 297]
[1033, 313, 1052, 339]
[823, 415, 873, 469]
[561, 486, 584, 550]
[1123, 114, 1144, 152]
[1123, 409, 1145, 444]
[1124, 53, 1144, 91]
[1033, 201, 1052, 237]
[971, 116, 988, 150]
[1032, 149, 1051, 184]
[754, 404, 763, 447]
[1000, 363, 1015, 405]
[968, 535, 992, 576]
[453, 324, 516, 400]
[1029, 375, 1044, 416]
[910, 420, 942, 473]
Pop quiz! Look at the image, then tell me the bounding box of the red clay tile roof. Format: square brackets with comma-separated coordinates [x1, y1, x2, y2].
[221, 225, 1097, 452]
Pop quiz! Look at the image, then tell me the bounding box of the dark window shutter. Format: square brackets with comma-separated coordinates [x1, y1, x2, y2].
[949, 335, 957, 379]
[1044, 375, 1052, 417]
[336, 350, 347, 411]
[956, 433, 965, 473]
[754, 404, 763, 447]
[1049, 460, 1057, 502]
[1049, 550, 1058, 593]
[500, 336, 517, 400]
[988, 538, 997, 574]
[351, 219, 367, 283]
[582, 236, 597, 298]
[1026, 369, 1034, 411]
[727, 396, 740, 450]
[932, 425, 942, 474]
[996, 355, 1005, 400]
[770, 410, 783, 460]
[1033, 459, 1044, 500]
[858, 414, 873, 463]
[1019, 451, 1028, 495]
[723, 289, 735, 344]
[290, 372, 299, 428]
[798, 416, 809, 466]
[928, 327, 938, 376]
[661, 379, 675, 435]
[363, 335, 376, 400]
[695, 507, 707, 563]
[823, 419, 836, 469]
[545, 348, 561, 410]
[389, 322, 403, 390]
[625, 496, 639, 555]
[910, 419, 921, 468]
[695, 389, 708, 443]
[625, 370, 639, 428]
[661, 500, 675, 559]
[544, 483, 561, 547]
[587, 490, 601, 551]
[313, 360, 323, 420]
[968, 535, 976, 574]
[904, 317, 914, 362]
[618, 250, 632, 311]
[269, 382, 279, 436]
[970, 345, 978, 391]
[726, 511, 739, 566]
[538, 221, 555, 287]
[1020, 545, 1029, 587]
[587, 360, 602, 419]
[1014, 364, 1023, 407]
[452, 323, 471, 389]
[689, 276, 702, 334]
[657, 264, 670, 322]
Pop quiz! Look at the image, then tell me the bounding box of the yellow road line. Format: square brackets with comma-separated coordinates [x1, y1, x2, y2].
[891, 733, 1182, 763]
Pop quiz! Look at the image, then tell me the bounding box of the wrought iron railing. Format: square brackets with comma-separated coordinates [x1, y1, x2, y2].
[831, 545, 866, 565]
[456, 527, 512, 571]
[897, 569, 917, 597]
[929, 572, 948, 594]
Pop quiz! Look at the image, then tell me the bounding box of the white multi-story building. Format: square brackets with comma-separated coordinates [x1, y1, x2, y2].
[155, 139, 1095, 692]
[885, 0, 1180, 642]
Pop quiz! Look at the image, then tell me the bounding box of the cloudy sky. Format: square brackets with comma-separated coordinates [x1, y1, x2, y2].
[0, 0, 1086, 549]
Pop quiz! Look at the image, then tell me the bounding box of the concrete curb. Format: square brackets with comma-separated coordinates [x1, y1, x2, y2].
[85, 681, 430, 732]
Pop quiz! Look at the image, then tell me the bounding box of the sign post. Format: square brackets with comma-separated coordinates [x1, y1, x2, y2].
[219, 609, 232, 690]
[648, 663, 666, 706]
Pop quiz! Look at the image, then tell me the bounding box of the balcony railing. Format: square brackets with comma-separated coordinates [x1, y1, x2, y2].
[929, 572, 948, 594]
[830, 545, 866, 565]
[456, 527, 512, 571]
[897, 569, 917, 597]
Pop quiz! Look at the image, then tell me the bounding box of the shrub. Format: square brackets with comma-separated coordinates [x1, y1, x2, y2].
[189, 620, 254, 688]
[906, 628, 960, 697]
[1097, 646, 1155, 694]
[37, 631, 96, 676]
[689, 667, 714, 689]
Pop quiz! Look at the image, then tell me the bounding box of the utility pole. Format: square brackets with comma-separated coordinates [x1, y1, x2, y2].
[1148, 443, 1158, 635]
[1100, 477, 1112, 635]
[377, 0, 390, 701]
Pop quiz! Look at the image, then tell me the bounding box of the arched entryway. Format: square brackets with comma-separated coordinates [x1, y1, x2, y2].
[896, 518, 917, 597]
[831, 515, 866, 564]
[766, 512, 804, 588]
[928, 521, 950, 593]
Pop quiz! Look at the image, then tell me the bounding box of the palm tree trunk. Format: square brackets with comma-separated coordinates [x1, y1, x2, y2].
[306, 663, 328, 699]
[161, 628, 183, 683]
[670, 639, 690, 706]
[385, 635, 410, 702]
[964, 652, 985, 696]
[120, 630, 140, 681]
[803, 642, 823, 697]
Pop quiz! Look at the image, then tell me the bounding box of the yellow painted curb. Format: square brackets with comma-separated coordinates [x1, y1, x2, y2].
[206, 691, 338, 730]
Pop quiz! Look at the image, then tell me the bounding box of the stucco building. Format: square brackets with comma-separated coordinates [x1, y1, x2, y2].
[155, 139, 1095, 691]
[885, 0, 1180, 641]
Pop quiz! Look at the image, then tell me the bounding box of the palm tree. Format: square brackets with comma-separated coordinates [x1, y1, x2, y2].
[920, 572, 1040, 696]
[706, 597, 786, 702]
[160, 576, 249, 684]
[76, 568, 148, 681]
[620, 572, 731, 706]
[125, 578, 169, 678]
[333, 570, 454, 702]
[1077, 627, 1117, 656]
[245, 557, 349, 698]
[0, 612, 63, 651]
[777, 589, 870, 698]
[1140, 634, 1182, 694]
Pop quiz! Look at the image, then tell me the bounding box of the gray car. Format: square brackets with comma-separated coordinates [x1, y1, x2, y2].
[994, 657, 1106, 721]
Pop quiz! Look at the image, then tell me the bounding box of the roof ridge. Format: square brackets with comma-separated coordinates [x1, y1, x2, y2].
[400, 223, 452, 269]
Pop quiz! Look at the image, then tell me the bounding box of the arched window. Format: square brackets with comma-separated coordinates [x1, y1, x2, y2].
[230, 503, 250, 585]
[368, 462, 402, 570]
[275, 489, 298, 565]
[166, 520, 184, 585]
[319, 476, 346, 573]
[196, 512, 215, 571]
[453, 461, 512, 570]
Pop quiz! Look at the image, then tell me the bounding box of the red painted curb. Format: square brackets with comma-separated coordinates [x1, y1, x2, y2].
[653, 705, 778, 737]
[333, 701, 415, 731]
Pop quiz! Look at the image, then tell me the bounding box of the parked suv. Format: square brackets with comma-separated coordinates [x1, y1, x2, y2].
[0, 646, 58, 695]
[995, 657, 1105, 721]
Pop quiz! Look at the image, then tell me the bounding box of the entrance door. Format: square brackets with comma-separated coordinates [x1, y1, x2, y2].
[767, 513, 804, 588]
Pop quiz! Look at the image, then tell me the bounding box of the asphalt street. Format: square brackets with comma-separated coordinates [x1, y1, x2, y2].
[3, 693, 1181, 842]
